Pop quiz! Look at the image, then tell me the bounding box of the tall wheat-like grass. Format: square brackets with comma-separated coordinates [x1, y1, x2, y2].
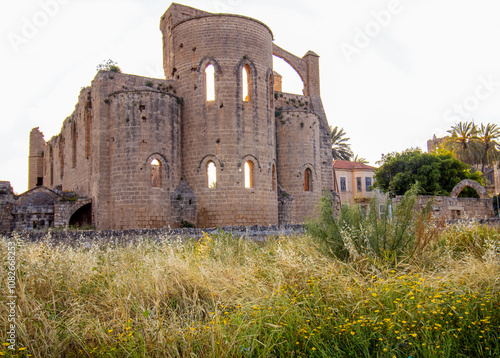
[0, 227, 499, 357]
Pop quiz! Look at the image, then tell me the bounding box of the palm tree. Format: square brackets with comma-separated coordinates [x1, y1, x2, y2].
[444, 121, 480, 165]
[477, 123, 500, 173]
[352, 155, 368, 164]
[330, 126, 353, 161]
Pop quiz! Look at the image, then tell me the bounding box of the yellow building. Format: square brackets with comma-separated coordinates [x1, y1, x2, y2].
[332, 160, 386, 215]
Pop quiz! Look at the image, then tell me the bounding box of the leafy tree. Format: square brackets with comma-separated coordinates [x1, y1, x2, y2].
[96, 59, 121, 73]
[444, 121, 480, 165]
[330, 126, 353, 161]
[373, 148, 483, 197]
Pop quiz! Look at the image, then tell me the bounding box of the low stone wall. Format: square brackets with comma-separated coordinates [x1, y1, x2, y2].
[393, 195, 494, 220]
[4, 225, 305, 246]
[446, 217, 500, 227]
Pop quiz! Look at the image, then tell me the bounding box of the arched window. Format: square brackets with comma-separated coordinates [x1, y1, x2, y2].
[271, 164, 276, 191]
[304, 168, 312, 192]
[151, 159, 162, 188]
[205, 64, 215, 102]
[244, 160, 254, 188]
[207, 161, 217, 188]
[242, 64, 251, 102]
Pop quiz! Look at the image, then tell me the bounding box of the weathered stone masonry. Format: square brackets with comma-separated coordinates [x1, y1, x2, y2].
[0, 3, 336, 232]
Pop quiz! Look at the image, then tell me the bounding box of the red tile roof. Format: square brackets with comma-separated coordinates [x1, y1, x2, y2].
[332, 160, 376, 170]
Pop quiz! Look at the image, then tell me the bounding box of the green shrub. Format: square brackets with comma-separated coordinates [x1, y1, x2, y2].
[306, 187, 437, 265]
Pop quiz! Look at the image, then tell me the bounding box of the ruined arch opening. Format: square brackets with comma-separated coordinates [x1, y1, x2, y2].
[450, 179, 487, 199]
[457, 187, 481, 198]
[273, 55, 304, 95]
[69, 203, 92, 228]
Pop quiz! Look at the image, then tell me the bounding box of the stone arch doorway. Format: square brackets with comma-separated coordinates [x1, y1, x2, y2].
[450, 179, 489, 199]
[69, 203, 92, 228]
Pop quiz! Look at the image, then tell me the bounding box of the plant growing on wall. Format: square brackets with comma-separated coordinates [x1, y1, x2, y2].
[96, 59, 121, 73]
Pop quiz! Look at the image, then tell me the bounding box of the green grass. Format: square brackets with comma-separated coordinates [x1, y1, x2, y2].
[0, 226, 499, 357]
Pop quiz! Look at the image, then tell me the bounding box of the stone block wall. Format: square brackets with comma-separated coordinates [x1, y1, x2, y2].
[28, 128, 46, 190]
[0, 182, 14, 233]
[162, 8, 278, 227]
[392, 195, 495, 220]
[170, 180, 197, 227]
[275, 93, 324, 223]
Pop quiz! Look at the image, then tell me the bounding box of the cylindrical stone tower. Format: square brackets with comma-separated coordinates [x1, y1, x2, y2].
[161, 5, 278, 227]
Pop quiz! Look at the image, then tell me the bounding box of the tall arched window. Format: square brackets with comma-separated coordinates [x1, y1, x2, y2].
[304, 168, 312, 192]
[242, 64, 251, 102]
[271, 164, 276, 191]
[205, 64, 215, 102]
[207, 161, 217, 188]
[151, 159, 162, 188]
[244, 161, 254, 188]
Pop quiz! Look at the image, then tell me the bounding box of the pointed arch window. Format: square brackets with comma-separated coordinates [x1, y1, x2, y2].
[205, 64, 215, 102]
[151, 159, 162, 188]
[244, 160, 254, 188]
[304, 168, 312, 192]
[242, 64, 251, 102]
[207, 161, 217, 188]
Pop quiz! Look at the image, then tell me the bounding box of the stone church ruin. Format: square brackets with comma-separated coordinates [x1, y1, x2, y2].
[0, 3, 336, 232]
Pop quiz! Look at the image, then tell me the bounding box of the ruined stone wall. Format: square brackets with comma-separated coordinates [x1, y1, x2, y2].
[42, 71, 181, 230]
[0, 182, 14, 233]
[43, 87, 93, 197]
[92, 72, 181, 229]
[275, 93, 323, 223]
[393, 195, 494, 220]
[28, 128, 46, 190]
[162, 9, 278, 227]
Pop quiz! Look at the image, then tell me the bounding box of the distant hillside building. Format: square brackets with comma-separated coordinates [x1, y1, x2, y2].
[427, 134, 447, 153]
[0, 3, 337, 232]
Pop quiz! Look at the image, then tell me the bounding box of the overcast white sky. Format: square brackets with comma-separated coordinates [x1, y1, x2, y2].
[1, 0, 500, 194]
